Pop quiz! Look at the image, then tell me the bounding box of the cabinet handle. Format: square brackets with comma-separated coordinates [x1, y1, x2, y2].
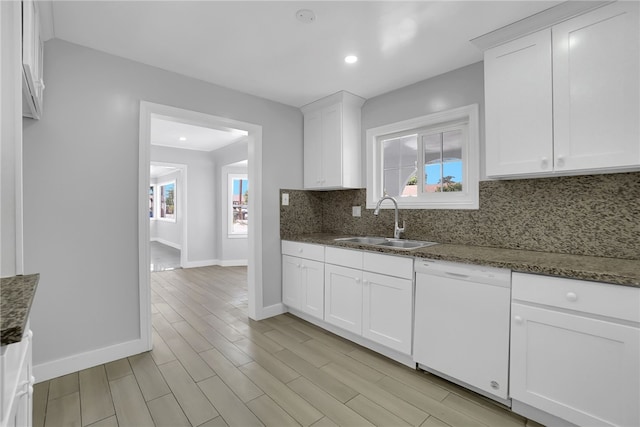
[541, 157, 548, 169]
[362, 279, 369, 285]
[566, 292, 578, 302]
[556, 155, 565, 168]
[514, 316, 523, 324]
[298, 248, 303, 253]
[301, 265, 306, 270]
[27, 330, 33, 339]
[490, 381, 500, 390]
[296, 264, 301, 268]
[355, 277, 361, 283]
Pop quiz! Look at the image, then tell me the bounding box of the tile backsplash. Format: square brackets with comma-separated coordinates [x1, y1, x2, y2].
[280, 172, 640, 260]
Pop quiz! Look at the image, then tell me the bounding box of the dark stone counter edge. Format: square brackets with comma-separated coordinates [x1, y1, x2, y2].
[1, 273, 40, 346]
[282, 234, 640, 288]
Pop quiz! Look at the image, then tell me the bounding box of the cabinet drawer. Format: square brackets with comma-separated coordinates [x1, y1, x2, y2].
[282, 241, 324, 262]
[512, 273, 640, 323]
[1, 327, 31, 424]
[325, 247, 363, 269]
[363, 252, 413, 279]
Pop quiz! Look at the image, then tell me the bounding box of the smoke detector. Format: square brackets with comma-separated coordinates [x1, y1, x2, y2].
[296, 9, 316, 23]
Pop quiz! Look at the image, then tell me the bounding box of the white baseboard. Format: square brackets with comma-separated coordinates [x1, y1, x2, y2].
[151, 237, 181, 250]
[183, 259, 218, 268]
[219, 259, 248, 267]
[33, 338, 149, 383]
[253, 303, 286, 320]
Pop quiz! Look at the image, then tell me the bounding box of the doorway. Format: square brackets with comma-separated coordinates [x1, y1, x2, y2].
[150, 162, 186, 271]
[139, 101, 264, 351]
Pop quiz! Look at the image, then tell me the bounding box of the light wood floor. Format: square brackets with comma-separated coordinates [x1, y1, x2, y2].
[33, 266, 543, 427]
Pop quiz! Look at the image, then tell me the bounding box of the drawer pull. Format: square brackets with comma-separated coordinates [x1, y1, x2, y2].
[566, 292, 578, 302]
[298, 248, 303, 253]
[514, 316, 523, 324]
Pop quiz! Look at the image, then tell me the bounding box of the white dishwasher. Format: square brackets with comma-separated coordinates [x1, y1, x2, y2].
[413, 259, 512, 404]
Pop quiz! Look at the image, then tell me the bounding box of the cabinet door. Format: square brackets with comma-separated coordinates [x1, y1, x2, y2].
[282, 255, 301, 309]
[485, 29, 553, 177]
[300, 259, 324, 320]
[553, 2, 640, 172]
[321, 103, 342, 188]
[510, 303, 640, 427]
[362, 272, 412, 354]
[303, 111, 323, 189]
[324, 264, 362, 335]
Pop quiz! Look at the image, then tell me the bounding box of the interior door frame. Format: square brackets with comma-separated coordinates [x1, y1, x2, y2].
[139, 101, 264, 350]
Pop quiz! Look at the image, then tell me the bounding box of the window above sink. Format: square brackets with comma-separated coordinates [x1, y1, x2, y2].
[365, 104, 479, 210]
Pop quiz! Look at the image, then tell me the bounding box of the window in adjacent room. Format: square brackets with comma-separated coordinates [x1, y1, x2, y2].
[366, 104, 479, 210]
[159, 181, 176, 221]
[228, 174, 248, 237]
[149, 185, 155, 218]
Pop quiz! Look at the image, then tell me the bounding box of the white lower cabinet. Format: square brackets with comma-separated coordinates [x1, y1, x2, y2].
[1, 325, 33, 427]
[510, 273, 640, 427]
[324, 264, 363, 335]
[362, 272, 412, 355]
[282, 242, 325, 320]
[323, 247, 414, 355]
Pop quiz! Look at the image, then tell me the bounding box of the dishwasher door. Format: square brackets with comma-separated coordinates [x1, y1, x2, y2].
[413, 259, 511, 402]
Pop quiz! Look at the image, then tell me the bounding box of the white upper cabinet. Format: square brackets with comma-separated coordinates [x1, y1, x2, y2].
[553, 2, 640, 172]
[484, 2, 639, 178]
[485, 30, 553, 176]
[22, 0, 45, 119]
[302, 91, 365, 189]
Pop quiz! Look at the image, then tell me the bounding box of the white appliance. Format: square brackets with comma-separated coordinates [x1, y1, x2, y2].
[413, 259, 511, 404]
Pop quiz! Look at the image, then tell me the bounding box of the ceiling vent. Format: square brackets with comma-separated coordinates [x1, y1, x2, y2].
[295, 9, 316, 23]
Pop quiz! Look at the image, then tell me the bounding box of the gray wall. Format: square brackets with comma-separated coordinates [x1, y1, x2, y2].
[150, 169, 183, 249]
[151, 147, 216, 262]
[22, 39, 302, 367]
[212, 141, 249, 263]
[361, 61, 486, 181]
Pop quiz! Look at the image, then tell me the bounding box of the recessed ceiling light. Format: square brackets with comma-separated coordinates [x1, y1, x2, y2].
[345, 55, 358, 64]
[179, 137, 187, 141]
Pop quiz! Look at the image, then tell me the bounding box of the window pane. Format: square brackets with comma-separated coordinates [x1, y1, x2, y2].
[382, 134, 417, 197]
[161, 183, 176, 219]
[231, 178, 248, 234]
[423, 130, 463, 193]
[442, 130, 463, 192]
[423, 133, 443, 193]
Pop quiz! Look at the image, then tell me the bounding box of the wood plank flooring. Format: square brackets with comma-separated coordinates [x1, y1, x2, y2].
[34, 266, 544, 427]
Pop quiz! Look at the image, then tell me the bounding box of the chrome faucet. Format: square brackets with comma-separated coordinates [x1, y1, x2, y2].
[373, 195, 405, 239]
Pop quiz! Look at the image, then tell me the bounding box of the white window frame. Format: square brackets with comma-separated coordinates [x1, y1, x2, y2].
[366, 104, 479, 210]
[228, 173, 248, 238]
[157, 179, 177, 223]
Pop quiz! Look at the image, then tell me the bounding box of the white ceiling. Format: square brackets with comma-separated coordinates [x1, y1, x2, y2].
[150, 117, 248, 151]
[150, 165, 179, 179]
[49, 1, 561, 107]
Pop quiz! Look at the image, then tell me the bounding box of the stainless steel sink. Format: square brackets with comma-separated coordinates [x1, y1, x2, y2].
[334, 237, 438, 250]
[334, 236, 388, 245]
[376, 239, 439, 250]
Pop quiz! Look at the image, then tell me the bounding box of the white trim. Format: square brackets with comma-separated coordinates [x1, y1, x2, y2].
[219, 259, 248, 267]
[150, 237, 181, 251]
[470, 1, 611, 51]
[33, 338, 148, 383]
[183, 259, 218, 269]
[366, 104, 479, 210]
[139, 101, 264, 325]
[260, 303, 287, 319]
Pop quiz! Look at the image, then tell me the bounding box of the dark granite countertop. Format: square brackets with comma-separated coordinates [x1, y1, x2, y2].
[282, 234, 640, 288]
[1, 274, 39, 346]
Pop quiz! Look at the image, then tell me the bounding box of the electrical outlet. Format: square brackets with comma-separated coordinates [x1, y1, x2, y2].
[352, 206, 361, 217]
[282, 193, 289, 206]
